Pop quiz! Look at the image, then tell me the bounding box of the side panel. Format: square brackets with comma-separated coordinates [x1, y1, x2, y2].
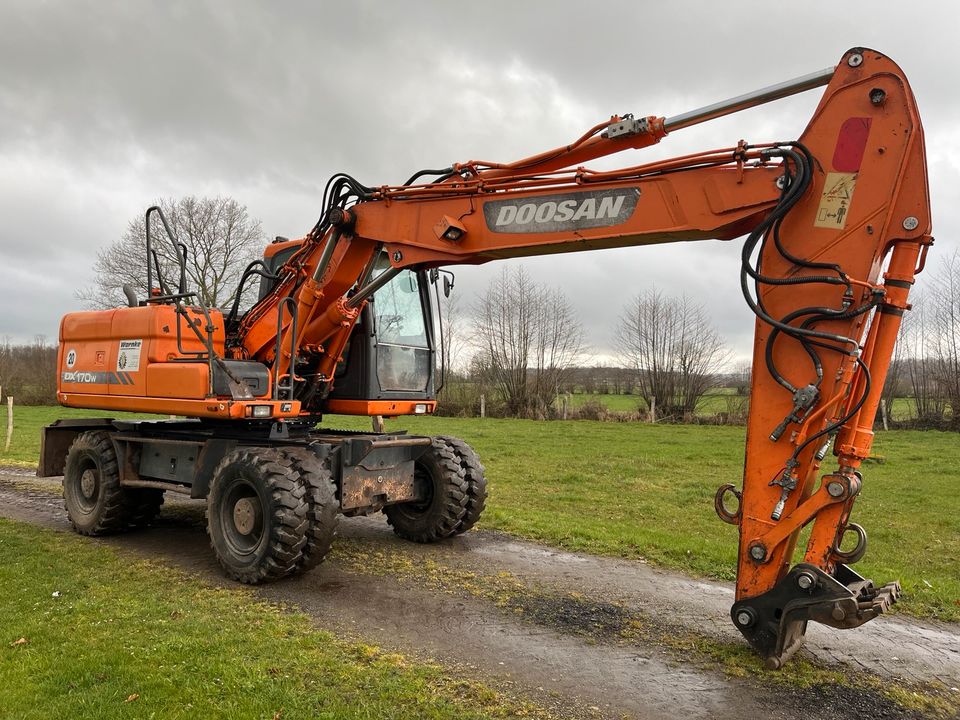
[146, 363, 209, 399]
[59, 305, 226, 400]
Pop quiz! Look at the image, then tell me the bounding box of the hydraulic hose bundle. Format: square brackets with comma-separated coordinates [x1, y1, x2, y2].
[738, 142, 878, 518]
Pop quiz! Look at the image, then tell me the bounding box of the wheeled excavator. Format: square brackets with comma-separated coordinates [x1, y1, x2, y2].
[40, 48, 931, 669]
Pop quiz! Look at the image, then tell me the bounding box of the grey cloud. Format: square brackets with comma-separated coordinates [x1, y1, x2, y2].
[1, 0, 958, 362]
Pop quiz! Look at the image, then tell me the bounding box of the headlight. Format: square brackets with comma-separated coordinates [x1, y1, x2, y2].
[414, 403, 428, 414]
[250, 405, 272, 418]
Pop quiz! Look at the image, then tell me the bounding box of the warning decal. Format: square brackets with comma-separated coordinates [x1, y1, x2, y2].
[814, 172, 857, 230]
[117, 339, 143, 372]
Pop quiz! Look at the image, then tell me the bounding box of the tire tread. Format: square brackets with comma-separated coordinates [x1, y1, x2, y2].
[207, 448, 308, 584]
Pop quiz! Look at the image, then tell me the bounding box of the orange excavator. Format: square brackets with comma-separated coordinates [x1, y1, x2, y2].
[40, 48, 930, 668]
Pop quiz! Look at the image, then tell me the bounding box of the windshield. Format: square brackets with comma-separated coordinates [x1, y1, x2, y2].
[372, 265, 430, 392]
[374, 269, 428, 348]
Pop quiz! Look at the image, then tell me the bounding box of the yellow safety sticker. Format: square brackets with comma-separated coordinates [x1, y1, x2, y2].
[814, 172, 857, 230]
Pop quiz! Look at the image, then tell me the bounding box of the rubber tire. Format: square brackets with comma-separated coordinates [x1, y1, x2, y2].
[63, 431, 132, 535]
[122, 445, 164, 529]
[128, 488, 165, 528]
[282, 447, 339, 572]
[384, 437, 467, 543]
[437, 435, 487, 535]
[207, 448, 308, 584]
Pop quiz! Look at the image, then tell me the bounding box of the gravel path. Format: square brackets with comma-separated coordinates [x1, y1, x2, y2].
[1, 467, 955, 719]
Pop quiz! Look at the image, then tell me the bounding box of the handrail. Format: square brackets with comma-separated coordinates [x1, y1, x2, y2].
[145, 206, 188, 297]
[272, 297, 298, 401]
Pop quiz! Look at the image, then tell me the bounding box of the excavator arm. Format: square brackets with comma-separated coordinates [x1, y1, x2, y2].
[234, 48, 931, 666]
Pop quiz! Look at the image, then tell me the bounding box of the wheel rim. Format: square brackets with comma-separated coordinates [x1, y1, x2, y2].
[73, 457, 100, 513]
[393, 463, 436, 520]
[219, 479, 265, 556]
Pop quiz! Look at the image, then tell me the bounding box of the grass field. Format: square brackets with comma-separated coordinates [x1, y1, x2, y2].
[0, 406, 159, 466]
[340, 415, 960, 623]
[566, 391, 920, 420]
[3, 406, 958, 622]
[0, 519, 540, 720]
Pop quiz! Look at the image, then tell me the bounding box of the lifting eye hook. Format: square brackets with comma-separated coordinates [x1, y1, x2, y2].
[831, 522, 868, 565]
[714, 483, 743, 525]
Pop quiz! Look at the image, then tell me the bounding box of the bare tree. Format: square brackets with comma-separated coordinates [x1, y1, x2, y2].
[435, 291, 480, 415]
[614, 289, 730, 418]
[898, 288, 946, 422]
[733, 361, 752, 397]
[0, 336, 58, 405]
[438, 292, 466, 378]
[931, 250, 960, 424]
[78, 196, 264, 309]
[472, 267, 583, 417]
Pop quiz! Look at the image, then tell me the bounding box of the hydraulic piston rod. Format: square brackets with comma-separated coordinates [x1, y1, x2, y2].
[663, 65, 836, 132]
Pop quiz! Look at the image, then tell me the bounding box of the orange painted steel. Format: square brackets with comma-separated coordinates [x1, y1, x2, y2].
[324, 399, 436, 417]
[730, 51, 930, 600]
[57, 392, 302, 420]
[58, 49, 930, 613]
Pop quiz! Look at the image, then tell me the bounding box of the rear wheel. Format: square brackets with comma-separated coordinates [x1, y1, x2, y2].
[437, 436, 487, 535]
[207, 448, 308, 584]
[384, 437, 467, 543]
[63, 431, 131, 535]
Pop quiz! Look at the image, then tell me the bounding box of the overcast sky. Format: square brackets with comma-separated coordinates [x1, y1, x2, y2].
[1, 1, 958, 364]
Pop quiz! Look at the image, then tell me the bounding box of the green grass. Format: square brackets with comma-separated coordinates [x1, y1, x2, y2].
[5, 406, 959, 622]
[565, 391, 919, 420]
[0, 406, 160, 466]
[564, 392, 645, 412]
[565, 390, 741, 414]
[352, 415, 960, 623]
[0, 519, 541, 720]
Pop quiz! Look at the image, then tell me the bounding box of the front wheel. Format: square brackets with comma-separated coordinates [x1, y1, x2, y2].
[383, 437, 467, 543]
[436, 436, 487, 535]
[207, 449, 308, 584]
[282, 447, 339, 572]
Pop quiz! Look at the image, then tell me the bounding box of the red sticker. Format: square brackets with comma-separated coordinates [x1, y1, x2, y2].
[832, 117, 872, 172]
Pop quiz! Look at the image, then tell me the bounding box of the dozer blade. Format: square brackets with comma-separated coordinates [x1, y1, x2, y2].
[730, 563, 901, 669]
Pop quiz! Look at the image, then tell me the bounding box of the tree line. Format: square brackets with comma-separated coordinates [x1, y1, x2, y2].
[880, 251, 960, 429]
[4, 194, 958, 432]
[0, 338, 58, 405]
[440, 254, 960, 428]
[438, 267, 732, 421]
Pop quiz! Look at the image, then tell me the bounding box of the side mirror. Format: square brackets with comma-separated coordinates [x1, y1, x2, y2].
[428, 268, 455, 297]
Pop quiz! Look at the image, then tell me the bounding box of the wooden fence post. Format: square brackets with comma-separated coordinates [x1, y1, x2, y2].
[480, 394, 486, 418]
[649, 395, 657, 424]
[879, 401, 889, 431]
[561, 394, 568, 420]
[4, 396, 12, 452]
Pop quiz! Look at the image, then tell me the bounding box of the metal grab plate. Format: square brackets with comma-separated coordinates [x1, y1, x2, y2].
[340, 460, 418, 510]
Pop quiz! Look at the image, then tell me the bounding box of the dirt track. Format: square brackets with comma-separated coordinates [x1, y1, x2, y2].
[1, 468, 957, 720]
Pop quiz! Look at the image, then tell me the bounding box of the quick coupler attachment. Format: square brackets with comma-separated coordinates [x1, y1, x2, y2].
[730, 563, 901, 669]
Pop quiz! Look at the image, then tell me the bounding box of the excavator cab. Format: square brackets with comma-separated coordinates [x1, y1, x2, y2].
[259, 240, 439, 415]
[327, 263, 437, 409]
